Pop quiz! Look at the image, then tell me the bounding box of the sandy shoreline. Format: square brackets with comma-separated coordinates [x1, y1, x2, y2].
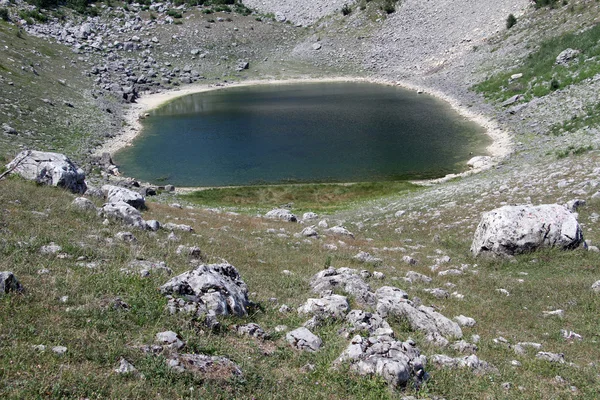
[94, 76, 512, 184]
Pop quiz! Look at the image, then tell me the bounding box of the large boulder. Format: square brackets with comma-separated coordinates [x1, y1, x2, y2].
[160, 262, 250, 317]
[6, 150, 86, 193]
[471, 204, 583, 257]
[264, 208, 297, 222]
[286, 327, 322, 352]
[102, 185, 145, 209]
[101, 201, 147, 229]
[297, 294, 350, 319]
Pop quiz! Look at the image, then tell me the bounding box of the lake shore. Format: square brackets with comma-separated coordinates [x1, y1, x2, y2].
[94, 76, 512, 184]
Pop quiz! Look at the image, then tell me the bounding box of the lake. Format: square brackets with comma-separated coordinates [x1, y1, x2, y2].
[114, 82, 490, 187]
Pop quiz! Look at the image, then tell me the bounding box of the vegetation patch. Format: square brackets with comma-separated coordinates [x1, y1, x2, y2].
[550, 101, 600, 135]
[474, 23, 600, 102]
[555, 145, 593, 159]
[182, 181, 420, 214]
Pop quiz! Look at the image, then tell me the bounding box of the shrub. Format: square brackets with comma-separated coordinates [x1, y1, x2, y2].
[167, 9, 183, 18]
[382, 0, 396, 14]
[506, 13, 517, 29]
[549, 78, 560, 90]
[0, 7, 9, 21]
[534, 0, 560, 8]
[341, 4, 351, 16]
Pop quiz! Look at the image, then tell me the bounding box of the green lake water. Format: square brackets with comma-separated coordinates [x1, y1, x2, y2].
[114, 82, 490, 187]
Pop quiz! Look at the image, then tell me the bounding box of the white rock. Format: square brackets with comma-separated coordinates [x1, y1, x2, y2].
[286, 327, 322, 352]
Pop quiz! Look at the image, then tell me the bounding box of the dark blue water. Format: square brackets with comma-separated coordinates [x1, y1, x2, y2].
[114, 82, 489, 186]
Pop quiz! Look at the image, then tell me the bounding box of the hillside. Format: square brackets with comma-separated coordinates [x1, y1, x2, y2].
[1, 0, 600, 398]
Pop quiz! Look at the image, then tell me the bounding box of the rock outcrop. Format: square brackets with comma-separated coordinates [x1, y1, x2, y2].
[160, 262, 250, 317]
[102, 184, 145, 209]
[0, 271, 23, 295]
[6, 150, 86, 193]
[471, 204, 583, 257]
[101, 201, 147, 229]
[310, 267, 376, 306]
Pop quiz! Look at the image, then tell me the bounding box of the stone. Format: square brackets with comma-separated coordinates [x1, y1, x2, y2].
[501, 94, 522, 107]
[102, 185, 145, 209]
[423, 288, 449, 299]
[402, 255, 418, 265]
[326, 226, 355, 238]
[555, 48, 580, 65]
[2, 123, 17, 135]
[310, 267, 376, 306]
[176, 245, 203, 259]
[451, 340, 478, 354]
[71, 197, 96, 211]
[101, 202, 147, 229]
[124, 260, 172, 277]
[376, 286, 462, 340]
[114, 358, 138, 375]
[116, 231, 136, 242]
[52, 346, 67, 355]
[40, 243, 62, 254]
[405, 271, 432, 283]
[536, 352, 565, 363]
[265, 208, 297, 222]
[454, 315, 476, 327]
[302, 212, 318, 221]
[431, 354, 494, 373]
[160, 262, 250, 317]
[156, 330, 185, 350]
[168, 353, 242, 378]
[0, 272, 23, 295]
[297, 294, 349, 319]
[467, 156, 492, 170]
[333, 335, 427, 388]
[234, 323, 267, 339]
[301, 226, 319, 237]
[343, 310, 394, 337]
[353, 251, 381, 264]
[312, 43, 322, 50]
[471, 204, 583, 257]
[146, 220, 160, 231]
[591, 280, 600, 293]
[286, 327, 322, 352]
[6, 150, 86, 194]
[163, 223, 194, 232]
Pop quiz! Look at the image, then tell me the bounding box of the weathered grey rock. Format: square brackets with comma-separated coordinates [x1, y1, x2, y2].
[310, 267, 375, 306]
[116, 231, 136, 242]
[6, 150, 86, 194]
[114, 358, 138, 375]
[343, 310, 394, 337]
[265, 208, 297, 222]
[286, 327, 322, 352]
[101, 202, 147, 229]
[592, 280, 600, 293]
[312, 42, 322, 50]
[302, 212, 318, 221]
[156, 330, 185, 350]
[163, 222, 194, 232]
[146, 220, 160, 231]
[405, 271, 432, 283]
[124, 260, 172, 277]
[298, 294, 349, 319]
[501, 94, 522, 107]
[423, 288, 449, 299]
[431, 354, 494, 373]
[102, 185, 145, 209]
[565, 199, 585, 212]
[451, 340, 478, 354]
[160, 262, 250, 317]
[2, 123, 17, 135]
[471, 204, 583, 257]
[334, 335, 426, 388]
[536, 351, 565, 363]
[168, 353, 242, 378]
[176, 245, 203, 259]
[353, 251, 382, 264]
[301, 226, 319, 237]
[376, 286, 462, 340]
[40, 243, 62, 254]
[0, 272, 23, 295]
[326, 226, 355, 238]
[72, 197, 96, 211]
[555, 48, 580, 65]
[454, 315, 476, 327]
[52, 346, 67, 355]
[467, 156, 493, 170]
[234, 323, 267, 339]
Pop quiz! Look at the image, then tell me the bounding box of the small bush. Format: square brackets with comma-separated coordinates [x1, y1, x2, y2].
[19, 9, 48, 23]
[167, 9, 183, 18]
[549, 78, 560, 90]
[382, 0, 396, 14]
[506, 13, 517, 29]
[341, 4, 351, 16]
[534, 0, 560, 8]
[0, 7, 9, 21]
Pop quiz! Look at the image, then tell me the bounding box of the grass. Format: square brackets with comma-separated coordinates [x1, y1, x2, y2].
[182, 181, 420, 214]
[2, 169, 600, 398]
[474, 23, 600, 103]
